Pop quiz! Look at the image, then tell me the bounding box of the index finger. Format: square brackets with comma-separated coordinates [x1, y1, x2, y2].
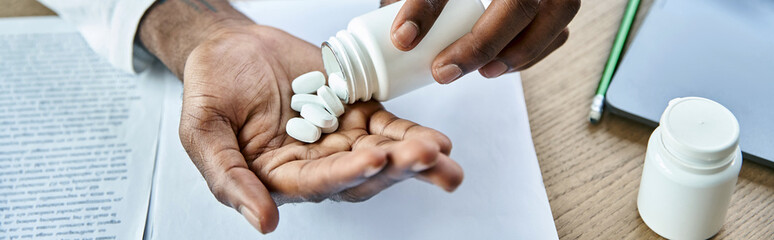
[390, 0, 450, 51]
[432, 0, 540, 84]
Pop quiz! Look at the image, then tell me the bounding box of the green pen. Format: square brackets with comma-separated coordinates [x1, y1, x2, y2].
[589, 0, 641, 124]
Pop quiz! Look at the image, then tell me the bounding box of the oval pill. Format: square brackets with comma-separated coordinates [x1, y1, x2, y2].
[317, 85, 345, 117]
[321, 118, 339, 134]
[292, 71, 326, 94]
[328, 73, 349, 102]
[290, 94, 322, 112]
[286, 117, 321, 143]
[301, 104, 336, 128]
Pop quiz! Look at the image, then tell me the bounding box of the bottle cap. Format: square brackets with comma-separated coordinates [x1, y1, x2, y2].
[659, 97, 739, 167]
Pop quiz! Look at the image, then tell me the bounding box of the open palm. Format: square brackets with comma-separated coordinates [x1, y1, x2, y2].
[178, 25, 463, 233]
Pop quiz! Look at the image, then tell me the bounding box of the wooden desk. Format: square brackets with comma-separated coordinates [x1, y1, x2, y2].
[5, 0, 774, 239]
[521, 0, 774, 238]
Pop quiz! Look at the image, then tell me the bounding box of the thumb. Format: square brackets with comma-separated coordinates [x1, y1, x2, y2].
[390, 0, 450, 51]
[211, 154, 280, 234]
[179, 109, 279, 234]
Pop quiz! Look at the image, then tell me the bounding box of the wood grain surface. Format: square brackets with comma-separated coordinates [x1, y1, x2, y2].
[521, 0, 774, 239]
[3, 0, 773, 239]
[1, 0, 54, 17]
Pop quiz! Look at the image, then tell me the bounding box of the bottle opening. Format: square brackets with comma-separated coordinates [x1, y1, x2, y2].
[321, 42, 351, 102]
[321, 43, 343, 80]
[321, 31, 377, 104]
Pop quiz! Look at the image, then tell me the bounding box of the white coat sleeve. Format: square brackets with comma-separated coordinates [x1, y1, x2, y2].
[37, 0, 158, 74]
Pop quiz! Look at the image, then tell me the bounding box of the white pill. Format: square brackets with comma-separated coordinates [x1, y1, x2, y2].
[286, 117, 321, 143]
[292, 71, 326, 94]
[328, 73, 349, 102]
[321, 118, 339, 134]
[317, 85, 345, 117]
[290, 94, 322, 112]
[301, 104, 336, 129]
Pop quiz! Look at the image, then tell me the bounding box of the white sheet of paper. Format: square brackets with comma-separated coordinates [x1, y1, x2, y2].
[146, 1, 557, 239]
[0, 17, 164, 240]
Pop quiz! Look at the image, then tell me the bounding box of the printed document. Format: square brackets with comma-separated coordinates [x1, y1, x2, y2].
[0, 17, 164, 240]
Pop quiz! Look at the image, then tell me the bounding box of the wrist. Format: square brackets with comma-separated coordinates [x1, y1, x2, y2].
[137, 0, 254, 78]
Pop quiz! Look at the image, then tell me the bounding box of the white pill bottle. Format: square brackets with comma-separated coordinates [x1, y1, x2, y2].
[321, 0, 485, 103]
[637, 97, 742, 240]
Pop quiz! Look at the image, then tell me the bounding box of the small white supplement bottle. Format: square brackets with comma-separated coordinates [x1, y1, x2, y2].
[321, 0, 485, 103]
[637, 97, 742, 240]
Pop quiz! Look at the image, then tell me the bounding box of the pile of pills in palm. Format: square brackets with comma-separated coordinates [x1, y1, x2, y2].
[286, 71, 349, 143]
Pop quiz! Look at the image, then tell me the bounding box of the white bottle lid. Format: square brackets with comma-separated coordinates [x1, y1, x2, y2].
[659, 97, 740, 169]
[639, 97, 742, 239]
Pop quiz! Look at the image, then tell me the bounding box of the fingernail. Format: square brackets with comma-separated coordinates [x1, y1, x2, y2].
[393, 21, 418, 49]
[364, 161, 386, 178]
[443, 184, 459, 193]
[239, 206, 264, 233]
[480, 60, 508, 78]
[411, 162, 432, 172]
[434, 64, 463, 84]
